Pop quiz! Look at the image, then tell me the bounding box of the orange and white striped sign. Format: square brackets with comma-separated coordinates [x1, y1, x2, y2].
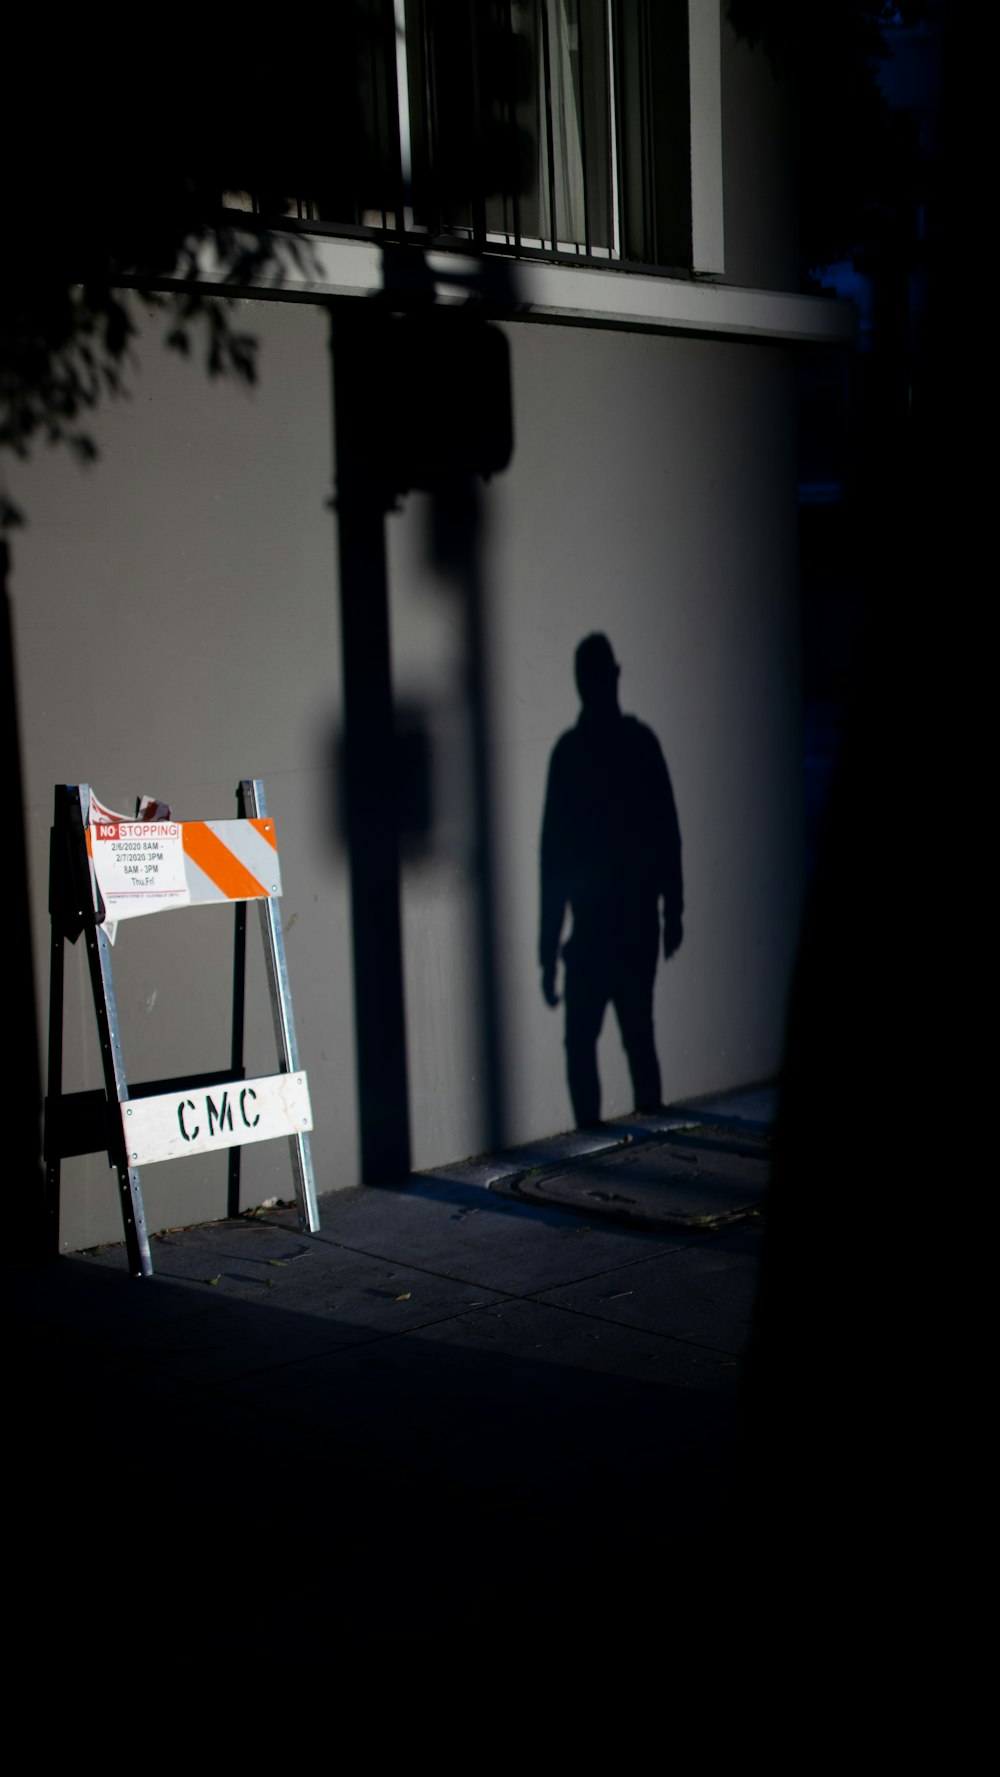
[181, 817, 281, 906]
[88, 792, 282, 937]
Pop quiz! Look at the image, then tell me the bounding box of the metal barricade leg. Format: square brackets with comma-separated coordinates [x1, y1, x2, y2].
[241, 779, 320, 1233]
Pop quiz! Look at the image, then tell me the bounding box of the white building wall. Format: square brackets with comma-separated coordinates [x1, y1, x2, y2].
[10, 293, 802, 1249]
[391, 319, 803, 1165]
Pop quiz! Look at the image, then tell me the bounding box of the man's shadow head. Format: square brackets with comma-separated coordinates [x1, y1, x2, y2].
[575, 633, 620, 716]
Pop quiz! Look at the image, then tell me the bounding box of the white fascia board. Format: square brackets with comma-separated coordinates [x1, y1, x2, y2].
[181, 233, 857, 346]
[491, 258, 856, 343]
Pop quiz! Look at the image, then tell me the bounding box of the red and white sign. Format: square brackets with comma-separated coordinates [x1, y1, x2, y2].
[89, 794, 188, 931]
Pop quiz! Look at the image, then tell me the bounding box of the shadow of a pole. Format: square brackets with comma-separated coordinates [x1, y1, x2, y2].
[329, 254, 515, 1181]
[2, 540, 46, 1248]
[429, 478, 507, 1153]
[331, 302, 412, 1183]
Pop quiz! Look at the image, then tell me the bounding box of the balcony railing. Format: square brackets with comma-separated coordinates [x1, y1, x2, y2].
[223, 0, 693, 276]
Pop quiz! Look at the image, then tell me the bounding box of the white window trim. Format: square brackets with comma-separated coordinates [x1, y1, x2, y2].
[689, 0, 725, 274]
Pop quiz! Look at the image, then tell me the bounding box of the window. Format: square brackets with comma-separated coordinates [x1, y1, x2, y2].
[224, 0, 712, 275]
[404, 0, 621, 258]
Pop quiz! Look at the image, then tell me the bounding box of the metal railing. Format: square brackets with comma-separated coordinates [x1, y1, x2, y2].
[222, 0, 692, 276]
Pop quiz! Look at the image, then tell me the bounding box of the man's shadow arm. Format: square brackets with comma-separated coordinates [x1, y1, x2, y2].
[653, 742, 684, 959]
[539, 746, 570, 1005]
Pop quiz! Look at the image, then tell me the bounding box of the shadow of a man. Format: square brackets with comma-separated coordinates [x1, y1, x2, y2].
[540, 634, 683, 1125]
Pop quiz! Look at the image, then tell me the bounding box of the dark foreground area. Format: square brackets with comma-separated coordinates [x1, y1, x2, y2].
[9, 1091, 770, 1683]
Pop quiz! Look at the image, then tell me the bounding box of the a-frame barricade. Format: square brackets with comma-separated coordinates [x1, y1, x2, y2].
[44, 780, 319, 1277]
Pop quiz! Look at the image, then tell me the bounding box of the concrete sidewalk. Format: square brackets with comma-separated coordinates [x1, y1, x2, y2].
[7, 1084, 774, 1673]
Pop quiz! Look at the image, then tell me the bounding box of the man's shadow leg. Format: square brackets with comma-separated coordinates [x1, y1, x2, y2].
[615, 967, 662, 1114]
[564, 948, 606, 1126]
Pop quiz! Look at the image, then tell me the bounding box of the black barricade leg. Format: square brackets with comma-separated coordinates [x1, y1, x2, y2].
[71, 786, 152, 1277]
[227, 782, 249, 1219]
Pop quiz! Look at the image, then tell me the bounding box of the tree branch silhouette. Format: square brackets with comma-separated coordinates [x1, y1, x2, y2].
[1, 9, 386, 524]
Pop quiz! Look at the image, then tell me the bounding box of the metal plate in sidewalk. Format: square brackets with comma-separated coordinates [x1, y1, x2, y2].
[489, 1124, 770, 1231]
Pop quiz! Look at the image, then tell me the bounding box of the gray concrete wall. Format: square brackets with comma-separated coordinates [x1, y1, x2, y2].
[391, 321, 803, 1167]
[10, 295, 803, 1250]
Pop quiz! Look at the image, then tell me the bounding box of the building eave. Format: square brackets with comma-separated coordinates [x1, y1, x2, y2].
[165, 232, 858, 347]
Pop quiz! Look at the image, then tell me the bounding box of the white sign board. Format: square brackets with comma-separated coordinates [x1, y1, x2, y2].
[91, 818, 190, 920]
[121, 1072, 313, 1167]
[88, 792, 190, 936]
